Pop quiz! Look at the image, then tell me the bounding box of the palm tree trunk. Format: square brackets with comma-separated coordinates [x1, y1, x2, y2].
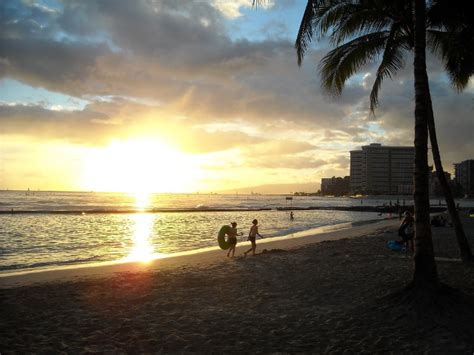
[426, 103, 473, 262]
[412, 0, 439, 289]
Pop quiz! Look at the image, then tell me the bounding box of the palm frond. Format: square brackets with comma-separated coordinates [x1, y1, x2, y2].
[315, 1, 358, 40]
[428, 29, 474, 91]
[295, 0, 344, 65]
[296, 0, 319, 66]
[319, 31, 389, 96]
[296, 1, 403, 64]
[370, 25, 408, 113]
[331, 8, 391, 45]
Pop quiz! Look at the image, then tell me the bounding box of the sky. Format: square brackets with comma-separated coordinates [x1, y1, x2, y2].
[1, 0, 473, 194]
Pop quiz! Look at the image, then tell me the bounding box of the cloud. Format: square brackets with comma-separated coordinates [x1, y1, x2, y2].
[248, 155, 328, 169]
[212, 0, 275, 18]
[242, 140, 316, 156]
[0, 101, 269, 153]
[176, 128, 262, 154]
[0, 104, 118, 144]
[1, 0, 473, 179]
[1, 38, 110, 95]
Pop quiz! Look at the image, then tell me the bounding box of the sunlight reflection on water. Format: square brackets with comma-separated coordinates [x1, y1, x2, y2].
[125, 213, 155, 262]
[124, 193, 162, 262]
[1, 192, 402, 273]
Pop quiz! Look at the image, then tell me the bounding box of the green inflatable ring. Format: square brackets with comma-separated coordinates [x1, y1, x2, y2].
[218, 225, 232, 250]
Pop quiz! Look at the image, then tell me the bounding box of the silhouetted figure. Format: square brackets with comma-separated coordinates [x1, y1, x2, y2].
[227, 222, 238, 257]
[290, 211, 294, 220]
[244, 219, 263, 256]
[398, 211, 414, 251]
[431, 215, 446, 227]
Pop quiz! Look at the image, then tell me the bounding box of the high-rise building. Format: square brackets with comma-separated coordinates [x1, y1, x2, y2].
[350, 143, 414, 194]
[429, 169, 452, 196]
[454, 159, 474, 195]
[321, 176, 350, 196]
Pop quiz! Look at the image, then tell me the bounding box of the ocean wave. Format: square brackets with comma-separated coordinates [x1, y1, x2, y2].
[0, 207, 273, 215]
[0, 255, 104, 272]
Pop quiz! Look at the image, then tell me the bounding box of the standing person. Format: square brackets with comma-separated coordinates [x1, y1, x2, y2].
[398, 211, 414, 251]
[290, 211, 294, 220]
[227, 222, 238, 257]
[244, 219, 263, 256]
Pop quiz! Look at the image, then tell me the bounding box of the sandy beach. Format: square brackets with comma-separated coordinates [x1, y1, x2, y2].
[1, 214, 474, 353]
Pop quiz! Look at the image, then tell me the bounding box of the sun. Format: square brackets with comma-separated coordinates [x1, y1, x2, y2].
[81, 138, 200, 193]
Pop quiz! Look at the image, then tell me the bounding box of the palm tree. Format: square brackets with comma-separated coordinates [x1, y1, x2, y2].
[425, 0, 474, 262]
[428, 0, 474, 92]
[294, 0, 473, 278]
[412, 0, 438, 287]
[295, 0, 439, 289]
[295, 0, 473, 263]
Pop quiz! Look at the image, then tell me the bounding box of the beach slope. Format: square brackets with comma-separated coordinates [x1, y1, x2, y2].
[1, 216, 474, 353]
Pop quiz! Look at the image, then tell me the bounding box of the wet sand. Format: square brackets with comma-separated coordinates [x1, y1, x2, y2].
[1, 215, 474, 353]
[0, 218, 398, 287]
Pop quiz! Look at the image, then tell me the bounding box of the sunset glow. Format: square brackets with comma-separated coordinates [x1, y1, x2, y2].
[126, 213, 156, 263]
[1, 0, 472, 194]
[81, 139, 201, 193]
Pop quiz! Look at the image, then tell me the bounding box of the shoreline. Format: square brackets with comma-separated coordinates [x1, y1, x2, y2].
[1, 213, 473, 353]
[0, 218, 399, 288]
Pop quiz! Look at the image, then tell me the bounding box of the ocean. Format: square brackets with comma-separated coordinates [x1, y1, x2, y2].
[0, 191, 469, 275]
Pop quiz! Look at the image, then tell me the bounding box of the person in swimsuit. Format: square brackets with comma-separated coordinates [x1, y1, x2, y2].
[227, 222, 238, 257]
[244, 219, 263, 256]
[398, 211, 414, 251]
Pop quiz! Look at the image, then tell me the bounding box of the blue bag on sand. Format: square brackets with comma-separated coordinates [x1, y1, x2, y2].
[387, 240, 404, 251]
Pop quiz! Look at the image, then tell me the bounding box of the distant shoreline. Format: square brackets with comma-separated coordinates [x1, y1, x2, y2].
[0, 207, 273, 215]
[0, 205, 448, 215]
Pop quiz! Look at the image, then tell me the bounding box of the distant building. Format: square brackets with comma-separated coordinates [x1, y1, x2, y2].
[429, 169, 452, 196]
[350, 143, 414, 195]
[321, 176, 350, 196]
[454, 159, 474, 196]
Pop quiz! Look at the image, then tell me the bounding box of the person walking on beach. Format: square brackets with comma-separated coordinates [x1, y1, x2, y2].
[227, 222, 238, 257]
[398, 211, 414, 251]
[244, 219, 263, 256]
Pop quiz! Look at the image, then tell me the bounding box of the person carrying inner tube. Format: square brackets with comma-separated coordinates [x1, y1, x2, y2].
[244, 219, 263, 256]
[227, 222, 238, 257]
